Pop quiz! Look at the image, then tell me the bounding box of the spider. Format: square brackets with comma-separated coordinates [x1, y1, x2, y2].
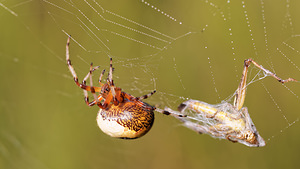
[165, 59, 297, 147]
[66, 36, 180, 139]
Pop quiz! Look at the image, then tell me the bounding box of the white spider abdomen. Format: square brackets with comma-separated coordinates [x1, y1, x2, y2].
[96, 101, 155, 139]
[97, 111, 138, 138]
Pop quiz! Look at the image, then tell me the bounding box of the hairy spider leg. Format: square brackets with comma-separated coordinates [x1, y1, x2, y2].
[88, 63, 105, 108]
[66, 36, 105, 107]
[233, 58, 297, 110]
[136, 90, 157, 100]
[82, 64, 100, 86]
[107, 58, 118, 105]
[134, 90, 157, 110]
[87, 62, 120, 109]
[121, 91, 157, 110]
[66, 36, 102, 92]
[99, 69, 106, 84]
[85, 69, 106, 106]
[66, 36, 79, 86]
[82, 64, 103, 106]
[152, 107, 186, 118]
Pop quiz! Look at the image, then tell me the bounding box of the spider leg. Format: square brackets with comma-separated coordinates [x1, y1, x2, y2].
[99, 69, 106, 84]
[66, 36, 80, 87]
[66, 36, 102, 93]
[101, 92, 114, 108]
[107, 57, 118, 105]
[124, 90, 156, 102]
[233, 58, 297, 110]
[82, 65, 102, 106]
[159, 107, 188, 117]
[114, 87, 123, 104]
[108, 58, 113, 84]
[67, 36, 110, 108]
[88, 62, 108, 108]
[82, 65, 100, 85]
[134, 90, 157, 110]
[84, 91, 104, 106]
[122, 91, 156, 110]
[136, 90, 156, 100]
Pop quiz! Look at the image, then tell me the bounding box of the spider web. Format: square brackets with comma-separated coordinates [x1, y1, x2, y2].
[1, 0, 300, 169]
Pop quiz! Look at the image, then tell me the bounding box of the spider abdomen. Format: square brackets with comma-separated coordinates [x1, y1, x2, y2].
[97, 101, 155, 139]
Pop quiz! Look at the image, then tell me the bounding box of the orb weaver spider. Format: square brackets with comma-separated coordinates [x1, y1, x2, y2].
[66, 36, 181, 139]
[165, 59, 297, 147]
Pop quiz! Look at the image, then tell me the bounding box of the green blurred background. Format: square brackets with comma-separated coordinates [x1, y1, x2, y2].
[1, 0, 300, 169]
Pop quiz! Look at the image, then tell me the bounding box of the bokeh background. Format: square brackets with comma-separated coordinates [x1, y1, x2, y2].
[1, 0, 300, 169]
